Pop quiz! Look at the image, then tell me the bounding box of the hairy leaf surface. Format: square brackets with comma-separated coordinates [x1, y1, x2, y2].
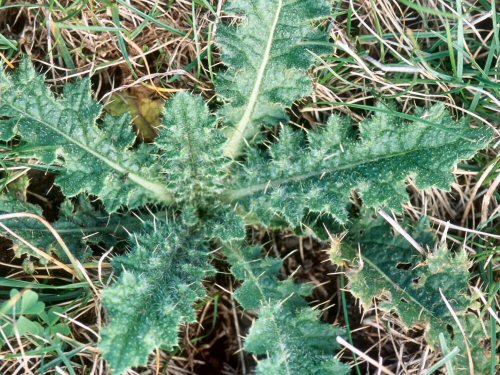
[0, 59, 173, 211]
[202, 207, 246, 242]
[331, 217, 490, 374]
[156, 92, 227, 204]
[225, 246, 349, 374]
[228, 104, 493, 226]
[155, 93, 246, 240]
[100, 220, 213, 374]
[0, 63, 238, 213]
[217, 0, 330, 158]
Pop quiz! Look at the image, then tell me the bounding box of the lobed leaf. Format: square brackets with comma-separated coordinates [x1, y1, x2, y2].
[1, 8, 494, 371]
[225, 245, 350, 374]
[0, 63, 237, 214]
[155, 92, 246, 241]
[99, 220, 213, 375]
[227, 104, 493, 226]
[217, 0, 331, 158]
[156, 92, 227, 204]
[0, 59, 173, 211]
[331, 216, 490, 374]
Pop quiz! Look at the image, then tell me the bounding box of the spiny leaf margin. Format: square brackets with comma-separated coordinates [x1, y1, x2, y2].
[217, 0, 331, 158]
[225, 245, 350, 375]
[330, 215, 490, 374]
[100, 220, 213, 374]
[227, 103, 493, 226]
[0, 58, 173, 211]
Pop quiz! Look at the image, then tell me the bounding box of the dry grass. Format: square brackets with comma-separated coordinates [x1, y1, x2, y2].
[0, 0, 498, 374]
[0, 0, 215, 99]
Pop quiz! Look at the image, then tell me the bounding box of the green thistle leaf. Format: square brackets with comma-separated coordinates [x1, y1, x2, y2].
[0, 59, 173, 211]
[100, 220, 214, 374]
[156, 92, 227, 204]
[331, 216, 490, 374]
[228, 104, 493, 226]
[217, 0, 330, 158]
[225, 245, 350, 375]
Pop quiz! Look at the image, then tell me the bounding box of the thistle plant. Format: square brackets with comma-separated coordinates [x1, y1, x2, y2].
[0, 0, 493, 374]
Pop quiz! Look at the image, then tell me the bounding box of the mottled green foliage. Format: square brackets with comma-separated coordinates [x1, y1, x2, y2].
[228, 104, 493, 226]
[0, 60, 172, 211]
[0, 11, 494, 372]
[331, 217, 490, 374]
[0, 193, 126, 262]
[217, 0, 330, 157]
[100, 220, 213, 374]
[155, 92, 246, 241]
[0, 61, 172, 211]
[202, 207, 246, 242]
[225, 246, 350, 374]
[156, 92, 226, 203]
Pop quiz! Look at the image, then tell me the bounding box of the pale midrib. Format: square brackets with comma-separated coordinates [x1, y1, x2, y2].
[361, 252, 447, 325]
[222, 0, 284, 159]
[225, 141, 465, 201]
[107, 236, 189, 371]
[184, 121, 203, 200]
[10, 104, 175, 204]
[10, 226, 119, 234]
[231, 248, 292, 375]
